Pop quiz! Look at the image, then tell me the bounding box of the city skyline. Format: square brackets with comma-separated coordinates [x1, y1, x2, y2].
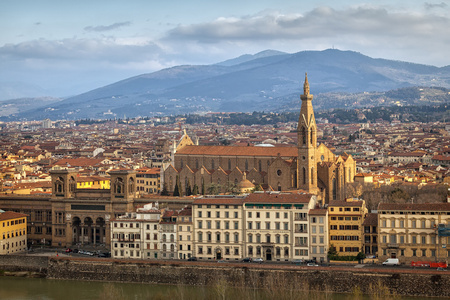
[1, 1, 449, 97]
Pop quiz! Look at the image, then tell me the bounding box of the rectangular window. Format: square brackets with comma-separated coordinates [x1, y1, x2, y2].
[284, 222, 289, 230]
[248, 212, 252, 218]
[234, 222, 239, 230]
[198, 221, 202, 229]
[225, 212, 229, 218]
[216, 211, 220, 218]
[266, 222, 270, 230]
[266, 212, 270, 218]
[248, 222, 252, 229]
[234, 212, 238, 218]
[216, 221, 220, 229]
[198, 211, 202, 218]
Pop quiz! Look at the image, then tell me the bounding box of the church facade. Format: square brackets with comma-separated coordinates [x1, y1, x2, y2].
[164, 74, 356, 203]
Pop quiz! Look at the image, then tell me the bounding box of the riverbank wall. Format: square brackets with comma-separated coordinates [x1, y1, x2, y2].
[1, 256, 450, 298]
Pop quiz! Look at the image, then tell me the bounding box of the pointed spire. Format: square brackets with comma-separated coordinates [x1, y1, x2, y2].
[303, 72, 310, 96]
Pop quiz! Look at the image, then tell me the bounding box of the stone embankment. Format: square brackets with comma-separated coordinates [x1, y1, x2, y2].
[1, 255, 450, 298]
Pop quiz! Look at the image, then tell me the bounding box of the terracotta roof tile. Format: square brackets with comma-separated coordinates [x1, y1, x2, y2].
[378, 202, 450, 211]
[177, 145, 298, 157]
[0, 211, 27, 221]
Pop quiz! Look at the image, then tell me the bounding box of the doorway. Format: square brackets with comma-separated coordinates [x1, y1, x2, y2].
[266, 249, 272, 261]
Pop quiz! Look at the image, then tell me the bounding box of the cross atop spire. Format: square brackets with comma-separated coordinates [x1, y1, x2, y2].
[303, 72, 310, 96]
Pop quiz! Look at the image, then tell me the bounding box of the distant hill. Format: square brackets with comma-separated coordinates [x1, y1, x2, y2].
[2, 49, 449, 121]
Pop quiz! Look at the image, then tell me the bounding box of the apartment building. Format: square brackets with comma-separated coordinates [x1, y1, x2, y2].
[177, 207, 193, 260]
[309, 208, 328, 263]
[328, 198, 368, 256]
[191, 192, 318, 262]
[136, 168, 160, 195]
[378, 202, 450, 264]
[0, 210, 27, 254]
[160, 210, 178, 259]
[362, 212, 378, 257]
[111, 203, 160, 259]
[192, 196, 245, 261]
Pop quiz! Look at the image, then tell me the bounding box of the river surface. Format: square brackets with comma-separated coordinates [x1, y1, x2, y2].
[0, 276, 420, 300]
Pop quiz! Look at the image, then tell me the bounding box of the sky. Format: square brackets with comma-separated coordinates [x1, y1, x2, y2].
[1, 0, 449, 97]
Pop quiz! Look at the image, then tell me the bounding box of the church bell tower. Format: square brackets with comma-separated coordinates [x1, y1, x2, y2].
[297, 73, 319, 193]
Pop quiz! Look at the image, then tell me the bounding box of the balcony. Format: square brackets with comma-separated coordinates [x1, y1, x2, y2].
[295, 243, 308, 247]
[294, 229, 308, 233]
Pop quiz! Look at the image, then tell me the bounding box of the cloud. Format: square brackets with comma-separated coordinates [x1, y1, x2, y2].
[424, 2, 448, 10]
[0, 37, 164, 63]
[166, 6, 450, 42]
[84, 21, 131, 32]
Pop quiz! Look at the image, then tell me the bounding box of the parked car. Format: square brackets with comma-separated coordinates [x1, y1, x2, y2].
[242, 257, 252, 263]
[65, 248, 73, 253]
[98, 252, 111, 258]
[187, 257, 197, 261]
[382, 258, 400, 266]
[307, 263, 319, 267]
[437, 267, 447, 271]
[217, 260, 226, 263]
[72, 249, 79, 253]
[292, 259, 304, 265]
[253, 258, 263, 263]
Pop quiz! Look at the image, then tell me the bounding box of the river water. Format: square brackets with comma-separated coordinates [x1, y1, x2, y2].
[0, 276, 421, 300]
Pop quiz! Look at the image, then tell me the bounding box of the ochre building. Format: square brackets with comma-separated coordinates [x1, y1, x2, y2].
[164, 74, 356, 203]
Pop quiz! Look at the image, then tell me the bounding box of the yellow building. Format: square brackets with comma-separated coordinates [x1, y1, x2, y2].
[136, 168, 161, 195]
[0, 210, 27, 254]
[378, 202, 450, 264]
[328, 198, 368, 256]
[76, 176, 110, 189]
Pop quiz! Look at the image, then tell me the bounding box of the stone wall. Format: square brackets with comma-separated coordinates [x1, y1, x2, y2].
[46, 258, 450, 298]
[1, 256, 450, 298]
[0, 255, 48, 273]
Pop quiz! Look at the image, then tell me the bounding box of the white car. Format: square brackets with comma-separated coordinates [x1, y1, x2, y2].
[253, 258, 264, 263]
[307, 263, 319, 267]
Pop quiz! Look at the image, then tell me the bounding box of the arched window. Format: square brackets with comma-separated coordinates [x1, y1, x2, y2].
[69, 176, 76, 192]
[170, 234, 174, 242]
[302, 167, 306, 185]
[195, 159, 199, 169]
[55, 177, 64, 193]
[332, 178, 337, 200]
[128, 177, 134, 194]
[228, 159, 231, 170]
[170, 244, 174, 252]
[302, 126, 306, 145]
[258, 160, 262, 172]
[310, 126, 314, 144]
[211, 159, 215, 170]
[180, 159, 184, 168]
[311, 167, 314, 184]
[245, 159, 248, 171]
[115, 177, 124, 194]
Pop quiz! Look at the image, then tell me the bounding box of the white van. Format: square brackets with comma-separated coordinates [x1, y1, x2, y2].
[382, 258, 400, 266]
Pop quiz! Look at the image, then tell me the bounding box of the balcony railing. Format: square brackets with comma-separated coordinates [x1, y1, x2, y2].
[294, 229, 308, 233]
[295, 243, 308, 247]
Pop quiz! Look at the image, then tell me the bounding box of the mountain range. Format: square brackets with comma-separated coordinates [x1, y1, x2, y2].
[1, 49, 449, 121]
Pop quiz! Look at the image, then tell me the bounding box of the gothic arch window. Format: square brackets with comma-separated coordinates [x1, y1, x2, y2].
[115, 177, 124, 194]
[196, 159, 199, 169]
[245, 159, 248, 171]
[302, 167, 306, 185]
[55, 177, 64, 193]
[310, 126, 314, 144]
[311, 167, 314, 184]
[228, 159, 231, 170]
[211, 159, 215, 170]
[258, 160, 262, 172]
[332, 178, 337, 200]
[180, 159, 184, 168]
[301, 127, 306, 145]
[234, 178, 238, 185]
[169, 176, 173, 190]
[277, 182, 281, 192]
[69, 176, 76, 192]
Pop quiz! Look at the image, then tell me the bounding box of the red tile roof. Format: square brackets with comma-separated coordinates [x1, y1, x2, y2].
[177, 145, 298, 157]
[0, 211, 27, 221]
[245, 192, 314, 204]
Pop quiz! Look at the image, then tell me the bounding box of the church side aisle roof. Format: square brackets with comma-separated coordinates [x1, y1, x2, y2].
[176, 145, 298, 157]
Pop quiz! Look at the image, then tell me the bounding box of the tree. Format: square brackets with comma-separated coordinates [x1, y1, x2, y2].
[185, 180, 192, 196]
[173, 176, 181, 197]
[192, 184, 199, 195]
[252, 184, 263, 192]
[327, 244, 338, 259]
[207, 183, 221, 195]
[160, 182, 169, 196]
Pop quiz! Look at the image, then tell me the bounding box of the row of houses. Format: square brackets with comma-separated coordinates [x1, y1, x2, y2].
[111, 193, 450, 264]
